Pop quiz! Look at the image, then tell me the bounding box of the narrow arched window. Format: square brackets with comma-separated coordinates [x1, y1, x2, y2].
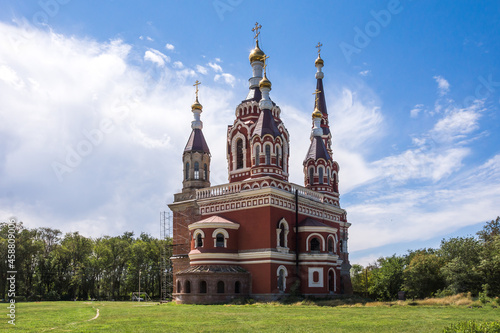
[255, 145, 260, 166]
[328, 238, 334, 253]
[185, 280, 191, 293]
[333, 173, 338, 192]
[339, 240, 343, 253]
[199, 281, 207, 293]
[279, 223, 286, 247]
[276, 147, 281, 167]
[319, 167, 324, 184]
[265, 145, 271, 165]
[235, 281, 241, 294]
[204, 163, 208, 180]
[311, 238, 320, 252]
[177, 280, 181, 293]
[196, 234, 203, 248]
[236, 139, 243, 169]
[217, 281, 225, 293]
[194, 162, 199, 179]
[329, 270, 335, 292]
[327, 170, 330, 185]
[216, 233, 224, 248]
[309, 168, 314, 186]
[278, 269, 285, 292]
[185, 163, 189, 180]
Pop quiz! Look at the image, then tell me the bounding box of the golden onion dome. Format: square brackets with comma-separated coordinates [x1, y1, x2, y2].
[315, 55, 324, 66]
[259, 73, 272, 89]
[191, 98, 203, 110]
[249, 40, 266, 63]
[312, 108, 322, 119]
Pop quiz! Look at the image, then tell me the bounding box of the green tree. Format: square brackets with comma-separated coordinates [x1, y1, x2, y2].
[477, 216, 500, 243]
[403, 252, 445, 299]
[369, 255, 406, 301]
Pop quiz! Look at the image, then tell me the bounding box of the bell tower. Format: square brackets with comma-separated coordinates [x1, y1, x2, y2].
[182, 80, 211, 192]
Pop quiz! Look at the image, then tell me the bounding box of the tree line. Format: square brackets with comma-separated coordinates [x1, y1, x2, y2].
[351, 217, 500, 300]
[0, 222, 172, 301]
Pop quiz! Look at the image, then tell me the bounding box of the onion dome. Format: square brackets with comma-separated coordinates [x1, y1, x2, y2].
[259, 72, 272, 89]
[312, 108, 322, 119]
[315, 55, 324, 67]
[249, 40, 266, 63]
[191, 97, 203, 110]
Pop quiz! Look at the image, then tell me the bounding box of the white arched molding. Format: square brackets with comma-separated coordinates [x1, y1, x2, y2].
[327, 234, 337, 253]
[230, 132, 247, 171]
[328, 268, 337, 293]
[277, 265, 288, 292]
[305, 233, 326, 252]
[212, 228, 229, 248]
[276, 218, 289, 253]
[193, 229, 205, 248]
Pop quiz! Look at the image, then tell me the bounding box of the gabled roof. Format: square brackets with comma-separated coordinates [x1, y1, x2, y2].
[188, 215, 240, 230]
[177, 265, 248, 274]
[184, 128, 210, 154]
[252, 109, 281, 138]
[298, 218, 330, 228]
[304, 136, 330, 162]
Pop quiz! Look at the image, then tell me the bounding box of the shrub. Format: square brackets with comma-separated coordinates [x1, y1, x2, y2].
[45, 291, 61, 301]
[443, 320, 500, 332]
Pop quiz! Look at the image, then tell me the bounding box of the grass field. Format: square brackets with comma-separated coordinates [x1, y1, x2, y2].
[3, 299, 499, 332]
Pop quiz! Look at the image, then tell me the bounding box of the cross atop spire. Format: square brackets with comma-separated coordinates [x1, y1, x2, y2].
[316, 42, 323, 57]
[313, 88, 321, 109]
[262, 54, 269, 72]
[193, 80, 201, 100]
[252, 22, 262, 41]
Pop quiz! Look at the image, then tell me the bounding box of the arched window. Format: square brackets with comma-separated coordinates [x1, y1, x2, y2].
[194, 162, 199, 179]
[255, 145, 260, 166]
[177, 280, 181, 293]
[185, 162, 189, 180]
[276, 147, 281, 167]
[236, 139, 243, 169]
[339, 239, 343, 253]
[265, 145, 271, 165]
[277, 266, 287, 292]
[235, 281, 241, 294]
[319, 167, 324, 184]
[327, 169, 330, 185]
[328, 269, 336, 293]
[310, 238, 320, 252]
[217, 281, 225, 293]
[185, 280, 191, 293]
[199, 281, 207, 293]
[216, 233, 225, 248]
[309, 168, 314, 186]
[333, 173, 338, 192]
[196, 233, 203, 248]
[204, 163, 208, 180]
[328, 237, 334, 253]
[279, 223, 286, 247]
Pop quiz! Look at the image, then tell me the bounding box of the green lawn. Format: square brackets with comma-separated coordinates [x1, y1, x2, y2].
[2, 301, 499, 332]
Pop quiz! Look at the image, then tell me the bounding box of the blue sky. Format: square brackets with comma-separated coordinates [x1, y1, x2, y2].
[0, 0, 499, 265]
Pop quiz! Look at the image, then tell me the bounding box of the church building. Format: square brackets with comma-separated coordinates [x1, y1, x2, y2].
[168, 24, 352, 304]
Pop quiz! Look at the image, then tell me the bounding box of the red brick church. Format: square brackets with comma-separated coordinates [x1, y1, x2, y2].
[168, 25, 352, 304]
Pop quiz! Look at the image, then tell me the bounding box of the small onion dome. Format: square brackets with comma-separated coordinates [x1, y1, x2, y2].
[191, 98, 203, 110]
[312, 108, 322, 119]
[315, 55, 324, 66]
[249, 41, 266, 63]
[259, 73, 272, 89]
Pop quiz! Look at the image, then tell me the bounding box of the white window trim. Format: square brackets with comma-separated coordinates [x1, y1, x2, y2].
[212, 228, 229, 248]
[308, 267, 324, 288]
[277, 265, 288, 292]
[193, 229, 205, 248]
[328, 268, 337, 293]
[276, 218, 289, 251]
[306, 233, 325, 252]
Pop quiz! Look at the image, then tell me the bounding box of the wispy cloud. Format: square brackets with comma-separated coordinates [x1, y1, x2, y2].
[208, 62, 223, 72]
[165, 43, 175, 51]
[144, 48, 170, 67]
[434, 75, 450, 96]
[214, 73, 235, 86]
[196, 65, 208, 75]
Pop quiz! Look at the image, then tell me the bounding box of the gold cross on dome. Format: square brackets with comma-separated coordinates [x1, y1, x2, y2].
[193, 80, 201, 99]
[313, 89, 321, 108]
[262, 54, 269, 69]
[316, 42, 323, 56]
[252, 22, 262, 40]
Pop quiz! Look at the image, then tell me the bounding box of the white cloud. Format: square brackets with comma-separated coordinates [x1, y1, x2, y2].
[173, 61, 184, 69]
[434, 75, 450, 96]
[215, 58, 221, 62]
[146, 36, 153, 42]
[0, 65, 25, 89]
[214, 73, 236, 86]
[144, 48, 170, 67]
[165, 43, 175, 51]
[359, 70, 371, 76]
[410, 104, 424, 118]
[208, 62, 223, 72]
[196, 65, 208, 75]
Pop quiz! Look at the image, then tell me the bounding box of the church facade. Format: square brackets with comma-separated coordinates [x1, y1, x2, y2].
[168, 26, 352, 304]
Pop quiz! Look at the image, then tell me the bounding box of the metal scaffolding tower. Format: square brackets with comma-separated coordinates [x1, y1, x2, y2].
[160, 211, 173, 302]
